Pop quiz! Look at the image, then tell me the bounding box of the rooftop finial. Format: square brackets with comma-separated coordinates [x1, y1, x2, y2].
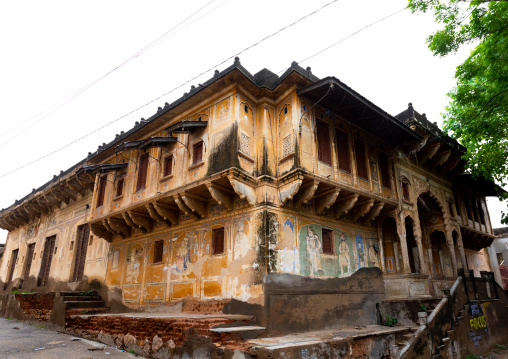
[234, 57, 240, 64]
[408, 102, 413, 108]
[291, 61, 298, 67]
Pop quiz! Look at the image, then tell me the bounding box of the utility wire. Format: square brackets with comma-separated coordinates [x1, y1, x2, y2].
[0, 0, 220, 146]
[0, 0, 342, 179]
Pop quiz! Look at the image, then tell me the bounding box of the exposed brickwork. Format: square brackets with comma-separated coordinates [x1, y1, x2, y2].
[15, 293, 54, 321]
[182, 297, 230, 313]
[65, 315, 250, 351]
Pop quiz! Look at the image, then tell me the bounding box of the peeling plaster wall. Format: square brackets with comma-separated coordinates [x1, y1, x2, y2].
[0, 192, 109, 292]
[105, 207, 265, 308]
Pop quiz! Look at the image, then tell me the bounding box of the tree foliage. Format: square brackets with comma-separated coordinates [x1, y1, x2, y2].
[409, 0, 508, 222]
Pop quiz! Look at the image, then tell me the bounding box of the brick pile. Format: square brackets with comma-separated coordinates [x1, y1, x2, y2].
[15, 293, 54, 321]
[66, 315, 251, 352]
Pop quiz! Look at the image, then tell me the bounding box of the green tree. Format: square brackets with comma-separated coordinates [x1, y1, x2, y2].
[408, 0, 508, 222]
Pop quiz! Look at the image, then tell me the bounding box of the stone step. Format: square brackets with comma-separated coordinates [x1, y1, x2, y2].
[60, 291, 97, 296]
[442, 337, 450, 343]
[403, 333, 414, 339]
[209, 326, 266, 340]
[437, 345, 445, 350]
[65, 300, 106, 309]
[397, 342, 408, 347]
[456, 316, 464, 320]
[447, 330, 455, 335]
[63, 296, 103, 302]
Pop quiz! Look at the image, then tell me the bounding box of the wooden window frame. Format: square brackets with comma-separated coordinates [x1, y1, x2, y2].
[212, 228, 225, 255]
[401, 181, 410, 201]
[354, 138, 369, 180]
[321, 228, 334, 255]
[192, 141, 204, 165]
[96, 175, 107, 208]
[136, 153, 149, 192]
[378, 151, 392, 189]
[336, 129, 352, 173]
[153, 240, 164, 264]
[163, 155, 173, 177]
[115, 175, 125, 198]
[317, 121, 332, 165]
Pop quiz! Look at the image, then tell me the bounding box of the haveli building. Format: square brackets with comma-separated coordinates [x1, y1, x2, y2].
[0, 58, 500, 311]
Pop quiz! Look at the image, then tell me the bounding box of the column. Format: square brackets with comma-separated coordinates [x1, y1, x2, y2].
[377, 220, 386, 273]
[456, 230, 468, 270]
[396, 214, 411, 273]
[444, 217, 458, 276]
[413, 214, 430, 276]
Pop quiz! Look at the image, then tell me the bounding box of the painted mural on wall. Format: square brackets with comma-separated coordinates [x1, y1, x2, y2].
[171, 231, 198, 278]
[125, 243, 143, 284]
[356, 234, 366, 268]
[299, 224, 356, 277]
[272, 217, 298, 274]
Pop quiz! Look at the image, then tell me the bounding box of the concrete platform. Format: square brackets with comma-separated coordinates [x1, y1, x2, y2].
[248, 325, 414, 350]
[69, 311, 254, 320]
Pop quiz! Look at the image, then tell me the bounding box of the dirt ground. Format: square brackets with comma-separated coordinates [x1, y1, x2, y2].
[0, 317, 138, 359]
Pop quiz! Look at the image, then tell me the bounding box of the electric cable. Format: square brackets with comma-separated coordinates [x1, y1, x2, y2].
[0, 0, 221, 145]
[0, 0, 342, 179]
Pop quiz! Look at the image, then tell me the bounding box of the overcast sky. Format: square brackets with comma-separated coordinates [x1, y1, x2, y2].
[0, 0, 505, 243]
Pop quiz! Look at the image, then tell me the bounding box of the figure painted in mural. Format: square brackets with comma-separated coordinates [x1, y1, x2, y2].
[234, 220, 249, 260]
[125, 245, 143, 283]
[306, 227, 323, 274]
[338, 232, 350, 274]
[356, 234, 366, 268]
[174, 232, 193, 274]
[368, 241, 379, 267]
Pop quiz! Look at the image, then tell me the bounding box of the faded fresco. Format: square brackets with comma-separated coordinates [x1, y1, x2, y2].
[299, 224, 356, 277]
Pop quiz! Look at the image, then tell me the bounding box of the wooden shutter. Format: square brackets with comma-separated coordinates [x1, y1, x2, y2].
[354, 138, 368, 179]
[322, 229, 333, 254]
[163, 156, 173, 176]
[336, 130, 351, 172]
[153, 240, 164, 263]
[193, 142, 203, 164]
[115, 177, 124, 197]
[21, 244, 35, 288]
[402, 182, 410, 201]
[40, 236, 56, 287]
[137, 153, 149, 191]
[96, 175, 107, 207]
[72, 225, 89, 282]
[317, 121, 332, 165]
[212, 228, 225, 254]
[378, 152, 391, 189]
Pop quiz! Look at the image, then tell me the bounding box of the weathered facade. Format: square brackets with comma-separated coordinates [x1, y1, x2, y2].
[0, 59, 500, 314]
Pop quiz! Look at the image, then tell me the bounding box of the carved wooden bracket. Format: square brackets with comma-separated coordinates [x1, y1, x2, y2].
[430, 149, 451, 168]
[439, 156, 460, 175]
[278, 179, 303, 204]
[334, 193, 359, 218]
[418, 142, 440, 163]
[349, 198, 375, 222]
[90, 223, 113, 242]
[107, 218, 131, 238]
[361, 201, 385, 225]
[228, 177, 255, 206]
[60, 186, 77, 201]
[67, 179, 86, 197]
[128, 211, 153, 233]
[145, 203, 171, 226]
[294, 180, 320, 208]
[206, 183, 234, 210]
[174, 194, 200, 219]
[122, 212, 137, 229]
[180, 193, 207, 218]
[153, 201, 179, 225]
[315, 188, 340, 214]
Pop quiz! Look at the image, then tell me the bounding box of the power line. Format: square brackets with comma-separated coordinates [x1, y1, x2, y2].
[0, 0, 221, 147]
[0, 0, 342, 179]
